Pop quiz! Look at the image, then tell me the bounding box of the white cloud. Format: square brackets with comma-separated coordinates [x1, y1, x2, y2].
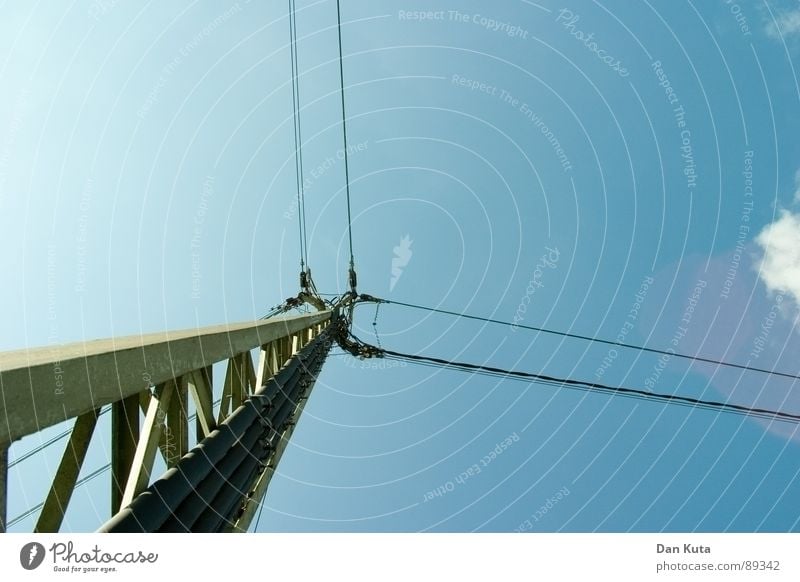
[755, 211, 800, 305]
[765, 7, 800, 38]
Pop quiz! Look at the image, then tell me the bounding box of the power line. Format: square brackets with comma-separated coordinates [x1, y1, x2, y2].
[389, 355, 785, 422]
[7, 502, 44, 529]
[368, 298, 800, 383]
[335, 0, 357, 290]
[371, 301, 382, 349]
[7, 463, 111, 529]
[289, 0, 308, 270]
[8, 407, 111, 469]
[259, 302, 287, 320]
[376, 347, 800, 424]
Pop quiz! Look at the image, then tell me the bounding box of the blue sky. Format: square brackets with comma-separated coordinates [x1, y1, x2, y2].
[3, 0, 800, 532]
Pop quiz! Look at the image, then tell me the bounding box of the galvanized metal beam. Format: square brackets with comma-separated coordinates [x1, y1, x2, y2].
[254, 345, 270, 394]
[120, 382, 175, 508]
[0, 312, 331, 444]
[219, 353, 251, 424]
[35, 409, 100, 532]
[244, 351, 257, 393]
[167, 376, 188, 466]
[188, 367, 215, 441]
[111, 395, 140, 515]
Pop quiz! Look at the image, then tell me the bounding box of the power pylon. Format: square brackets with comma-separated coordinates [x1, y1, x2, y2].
[0, 306, 334, 533]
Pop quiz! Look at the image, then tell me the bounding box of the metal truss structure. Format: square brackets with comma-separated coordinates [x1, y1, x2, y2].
[0, 310, 332, 533]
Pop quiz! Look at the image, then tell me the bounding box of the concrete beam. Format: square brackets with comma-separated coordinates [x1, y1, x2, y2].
[0, 312, 331, 444]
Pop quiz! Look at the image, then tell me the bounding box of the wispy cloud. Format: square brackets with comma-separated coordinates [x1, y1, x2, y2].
[765, 6, 800, 39]
[754, 210, 800, 305]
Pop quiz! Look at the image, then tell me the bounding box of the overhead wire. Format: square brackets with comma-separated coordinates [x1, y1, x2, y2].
[259, 300, 292, 320]
[335, 0, 357, 292]
[370, 345, 800, 424]
[371, 301, 382, 349]
[6, 463, 112, 529]
[289, 0, 309, 272]
[389, 355, 794, 424]
[364, 298, 800, 383]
